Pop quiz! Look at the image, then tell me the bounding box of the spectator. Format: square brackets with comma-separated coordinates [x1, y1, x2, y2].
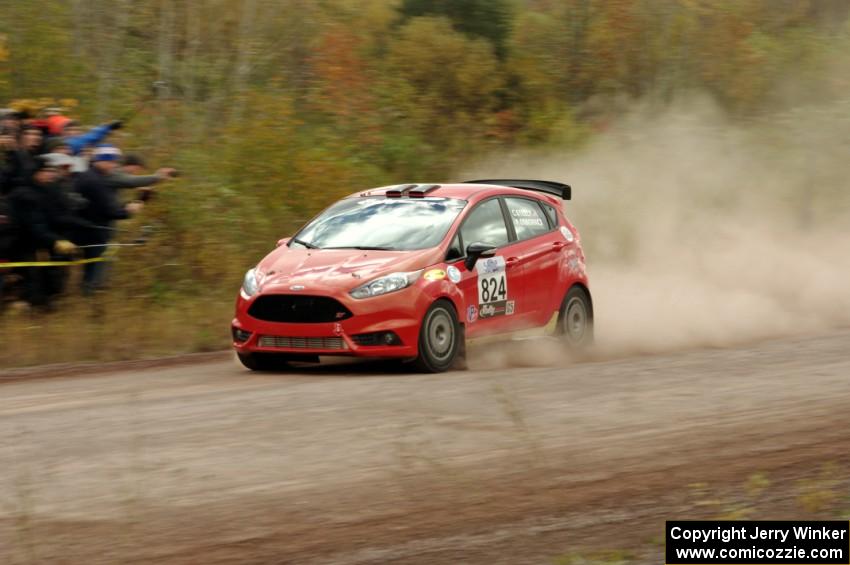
[0, 128, 18, 195]
[41, 153, 98, 300]
[44, 137, 89, 174]
[2, 125, 43, 194]
[19, 124, 44, 153]
[63, 119, 123, 156]
[43, 152, 94, 234]
[7, 157, 77, 308]
[44, 137, 72, 155]
[0, 180, 13, 258]
[107, 152, 177, 199]
[74, 144, 143, 294]
[0, 109, 21, 137]
[44, 109, 71, 137]
[0, 173, 12, 298]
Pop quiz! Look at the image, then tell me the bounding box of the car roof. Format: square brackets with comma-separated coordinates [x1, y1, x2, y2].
[350, 183, 562, 207]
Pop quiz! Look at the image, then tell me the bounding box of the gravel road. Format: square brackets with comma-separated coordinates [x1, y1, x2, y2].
[2, 331, 849, 564]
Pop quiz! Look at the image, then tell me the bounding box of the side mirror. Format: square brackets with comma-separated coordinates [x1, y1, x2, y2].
[276, 237, 290, 248]
[464, 242, 496, 271]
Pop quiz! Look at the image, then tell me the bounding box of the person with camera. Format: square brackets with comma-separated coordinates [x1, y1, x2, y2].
[106, 153, 178, 201]
[74, 144, 144, 295]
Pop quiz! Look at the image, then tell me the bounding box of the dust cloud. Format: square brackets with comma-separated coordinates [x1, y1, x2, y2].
[461, 96, 850, 361]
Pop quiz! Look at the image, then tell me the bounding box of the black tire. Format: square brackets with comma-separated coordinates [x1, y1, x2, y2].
[558, 286, 594, 349]
[413, 299, 461, 373]
[237, 352, 291, 372]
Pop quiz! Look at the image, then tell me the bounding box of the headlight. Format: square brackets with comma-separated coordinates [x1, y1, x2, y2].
[350, 271, 421, 299]
[241, 268, 259, 298]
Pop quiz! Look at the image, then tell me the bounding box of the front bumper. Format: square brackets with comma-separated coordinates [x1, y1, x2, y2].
[232, 286, 428, 358]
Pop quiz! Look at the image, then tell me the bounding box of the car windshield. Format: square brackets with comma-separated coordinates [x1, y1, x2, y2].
[291, 197, 466, 251]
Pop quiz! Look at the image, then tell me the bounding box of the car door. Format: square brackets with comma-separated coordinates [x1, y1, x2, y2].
[449, 197, 529, 338]
[502, 196, 563, 328]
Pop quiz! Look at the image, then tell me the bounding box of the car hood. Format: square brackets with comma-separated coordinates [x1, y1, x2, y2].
[256, 246, 443, 294]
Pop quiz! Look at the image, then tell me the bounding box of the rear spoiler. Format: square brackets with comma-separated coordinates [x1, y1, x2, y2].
[463, 179, 571, 200]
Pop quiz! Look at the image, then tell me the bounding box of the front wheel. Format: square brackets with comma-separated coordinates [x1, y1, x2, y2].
[558, 286, 594, 349]
[413, 300, 461, 373]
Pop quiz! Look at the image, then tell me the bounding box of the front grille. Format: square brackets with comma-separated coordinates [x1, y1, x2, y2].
[258, 335, 346, 350]
[248, 295, 353, 323]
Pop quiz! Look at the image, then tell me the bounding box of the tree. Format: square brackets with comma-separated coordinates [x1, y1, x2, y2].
[399, 0, 512, 58]
[383, 16, 503, 152]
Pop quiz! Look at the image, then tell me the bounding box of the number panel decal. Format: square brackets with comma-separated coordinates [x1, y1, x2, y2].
[475, 256, 513, 319]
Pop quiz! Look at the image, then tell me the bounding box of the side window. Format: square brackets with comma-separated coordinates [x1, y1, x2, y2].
[541, 202, 558, 228]
[446, 234, 463, 260]
[460, 199, 509, 249]
[505, 197, 550, 241]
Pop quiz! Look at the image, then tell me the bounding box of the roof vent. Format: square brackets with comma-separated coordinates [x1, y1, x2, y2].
[408, 184, 441, 198]
[385, 184, 418, 198]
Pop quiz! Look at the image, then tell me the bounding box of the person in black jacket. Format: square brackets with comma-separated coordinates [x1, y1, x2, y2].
[74, 144, 144, 294]
[43, 153, 91, 231]
[8, 157, 78, 308]
[2, 125, 43, 195]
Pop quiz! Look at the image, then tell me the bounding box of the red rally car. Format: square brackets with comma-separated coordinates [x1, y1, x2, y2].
[232, 180, 592, 372]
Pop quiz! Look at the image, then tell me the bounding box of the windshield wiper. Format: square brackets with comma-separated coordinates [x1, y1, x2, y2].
[325, 245, 397, 251]
[291, 237, 319, 249]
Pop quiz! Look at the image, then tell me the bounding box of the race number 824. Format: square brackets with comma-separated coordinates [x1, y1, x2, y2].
[478, 272, 507, 304]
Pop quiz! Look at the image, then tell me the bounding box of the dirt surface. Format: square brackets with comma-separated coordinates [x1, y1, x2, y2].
[2, 331, 850, 564]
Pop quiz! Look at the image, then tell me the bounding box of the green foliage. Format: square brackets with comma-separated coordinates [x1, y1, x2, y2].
[383, 16, 503, 150]
[0, 0, 84, 102]
[398, 0, 512, 57]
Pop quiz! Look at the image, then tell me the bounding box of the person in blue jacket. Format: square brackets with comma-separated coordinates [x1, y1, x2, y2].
[62, 119, 123, 156]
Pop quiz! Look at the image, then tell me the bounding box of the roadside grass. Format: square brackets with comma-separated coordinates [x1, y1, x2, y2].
[0, 186, 277, 369]
[0, 288, 233, 368]
[796, 463, 843, 514]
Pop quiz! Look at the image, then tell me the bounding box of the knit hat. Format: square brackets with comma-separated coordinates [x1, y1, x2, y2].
[91, 144, 123, 162]
[47, 115, 72, 136]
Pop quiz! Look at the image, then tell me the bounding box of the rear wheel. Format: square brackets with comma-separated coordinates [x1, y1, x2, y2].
[237, 352, 291, 372]
[558, 286, 593, 349]
[413, 300, 460, 373]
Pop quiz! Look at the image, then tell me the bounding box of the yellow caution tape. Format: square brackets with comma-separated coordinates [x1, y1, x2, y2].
[0, 247, 118, 268]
